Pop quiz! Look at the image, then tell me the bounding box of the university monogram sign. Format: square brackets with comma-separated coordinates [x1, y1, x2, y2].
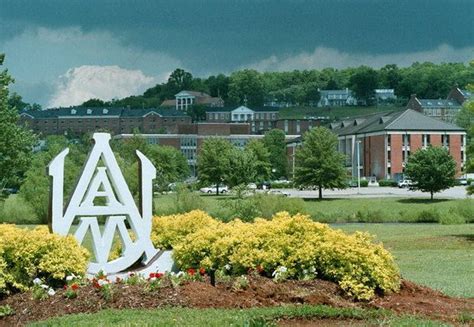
[48, 133, 173, 278]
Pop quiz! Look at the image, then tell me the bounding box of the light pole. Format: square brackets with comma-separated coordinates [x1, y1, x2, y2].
[357, 140, 361, 194]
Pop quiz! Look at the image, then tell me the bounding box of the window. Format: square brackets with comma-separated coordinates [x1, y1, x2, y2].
[387, 134, 391, 146]
[387, 150, 391, 162]
[403, 134, 410, 146]
[442, 134, 450, 147]
[284, 120, 288, 133]
[423, 134, 430, 147]
[296, 120, 301, 133]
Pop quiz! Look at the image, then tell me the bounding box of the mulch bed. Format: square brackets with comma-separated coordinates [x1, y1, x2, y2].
[0, 276, 472, 326]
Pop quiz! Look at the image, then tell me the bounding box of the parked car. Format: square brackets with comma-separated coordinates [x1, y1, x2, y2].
[257, 181, 271, 190]
[266, 189, 290, 197]
[247, 183, 257, 190]
[456, 178, 468, 186]
[398, 180, 413, 188]
[199, 185, 229, 194]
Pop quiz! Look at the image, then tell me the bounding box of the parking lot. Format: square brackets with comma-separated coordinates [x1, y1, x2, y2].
[272, 186, 471, 199]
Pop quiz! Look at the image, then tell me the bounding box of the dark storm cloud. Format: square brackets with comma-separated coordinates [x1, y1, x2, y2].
[1, 0, 473, 73]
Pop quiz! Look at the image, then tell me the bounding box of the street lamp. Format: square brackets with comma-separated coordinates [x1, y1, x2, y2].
[357, 140, 361, 194]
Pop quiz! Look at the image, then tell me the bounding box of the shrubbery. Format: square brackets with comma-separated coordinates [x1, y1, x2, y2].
[378, 179, 397, 187]
[0, 225, 89, 295]
[151, 210, 401, 300]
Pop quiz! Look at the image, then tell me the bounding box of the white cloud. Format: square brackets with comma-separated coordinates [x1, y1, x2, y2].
[1, 26, 182, 106]
[246, 44, 474, 71]
[48, 65, 155, 107]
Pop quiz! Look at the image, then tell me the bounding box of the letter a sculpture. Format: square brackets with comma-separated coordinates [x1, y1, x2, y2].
[48, 133, 173, 279]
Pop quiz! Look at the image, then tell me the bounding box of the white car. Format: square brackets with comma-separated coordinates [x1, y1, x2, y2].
[199, 185, 229, 194]
[267, 189, 290, 197]
[398, 180, 413, 188]
[247, 183, 257, 190]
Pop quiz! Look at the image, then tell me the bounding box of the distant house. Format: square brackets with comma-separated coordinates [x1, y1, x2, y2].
[447, 86, 472, 105]
[374, 89, 396, 103]
[406, 94, 462, 123]
[205, 105, 279, 133]
[161, 90, 224, 111]
[317, 88, 357, 107]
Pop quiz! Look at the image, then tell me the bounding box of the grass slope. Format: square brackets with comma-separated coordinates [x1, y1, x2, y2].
[336, 224, 474, 298]
[30, 305, 448, 327]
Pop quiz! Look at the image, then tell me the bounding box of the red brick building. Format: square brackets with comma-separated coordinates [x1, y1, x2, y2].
[19, 107, 191, 136]
[333, 109, 466, 180]
[289, 109, 466, 181]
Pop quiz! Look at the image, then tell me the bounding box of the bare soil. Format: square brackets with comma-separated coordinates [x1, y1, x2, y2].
[0, 277, 472, 326]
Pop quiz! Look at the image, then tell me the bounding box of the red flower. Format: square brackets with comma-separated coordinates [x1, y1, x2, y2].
[187, 268, 196, 276]
[156, 273, 164, 279]
[63, 285, 68, 290]
[71, 283, 79, 291]
[199, 267, 206, 276]
[149, 273, 156, 279]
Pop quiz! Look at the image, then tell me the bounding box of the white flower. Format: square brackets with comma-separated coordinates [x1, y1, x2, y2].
[66, 275, 74, 281]
[98, 279, 109, 286]
[47, 288, 56, 296]
[303, 269, 308, 275]
[279, 266, 288, 273]
[41, 284, 49, 289]
[224, 264, 231, 271]
[150, 277, 157, 282]
[33, 278, 42, 285]
[176, 271, 185, 277]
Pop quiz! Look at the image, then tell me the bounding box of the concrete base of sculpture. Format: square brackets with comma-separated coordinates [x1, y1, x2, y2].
[87, 250, 175, 280]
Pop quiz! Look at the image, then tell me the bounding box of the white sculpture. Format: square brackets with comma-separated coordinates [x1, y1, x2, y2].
[48, 133, 173, 278]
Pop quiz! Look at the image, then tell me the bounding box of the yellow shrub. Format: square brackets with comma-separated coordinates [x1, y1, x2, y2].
[0, 224, 89, 294]
[151, 210, 220, 250]
[169, 212, 400, 300]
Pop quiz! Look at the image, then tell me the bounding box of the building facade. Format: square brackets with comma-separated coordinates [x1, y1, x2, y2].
[317, 89, 357, 107]
[406, 94, 462, 123]
[161, 90, 224, 111]
[19, 107, 191, 136]
[329, 109, 466, 181]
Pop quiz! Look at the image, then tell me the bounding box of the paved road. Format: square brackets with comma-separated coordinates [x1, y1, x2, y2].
[274, 186, 471, 199]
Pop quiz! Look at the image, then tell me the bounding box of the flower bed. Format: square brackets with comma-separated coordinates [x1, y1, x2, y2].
[0, 225, 89, 295]
[152, 211, 401, 300]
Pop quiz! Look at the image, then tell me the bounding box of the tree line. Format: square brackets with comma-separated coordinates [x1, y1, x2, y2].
[80, 62, 474, 109]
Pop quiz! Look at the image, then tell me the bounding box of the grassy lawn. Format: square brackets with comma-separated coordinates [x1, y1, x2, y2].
[30, 304, 447, 326]
[154, 193, 474, 223]
[335, 224, 474, 298]
[278, 105, 405, 120]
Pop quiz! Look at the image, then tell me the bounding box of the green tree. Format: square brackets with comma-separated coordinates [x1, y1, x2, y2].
[186, 104, 207, 122]
[224, 147, 257, 188]
[245, 139, 272, 183]
[19, 136, 85, 223]
[167, 68, 193, 94]
[405, 146, 456, 200]
[228, 69, 265, 107]
[294, 127, 347, 199]
[197, 138, 233, 195]
[349, 66, 379, 105]
[0, 54, 36, 191]
[263, 129, 288, 179]
[146, 145, 190, 190]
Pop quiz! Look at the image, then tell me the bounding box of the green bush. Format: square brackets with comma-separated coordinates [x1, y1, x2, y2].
[355, 209, 385, 223]
[173, 184, 206, 214]
[416, 208, 441, 223]
[453, 199, 474, 223]
[378, 179, 397, 187]
[0, 195, 38, 224]
[439, 210, 466, 225]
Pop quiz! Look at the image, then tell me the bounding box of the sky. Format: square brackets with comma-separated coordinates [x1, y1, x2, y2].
[1, 0, 473, 108]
